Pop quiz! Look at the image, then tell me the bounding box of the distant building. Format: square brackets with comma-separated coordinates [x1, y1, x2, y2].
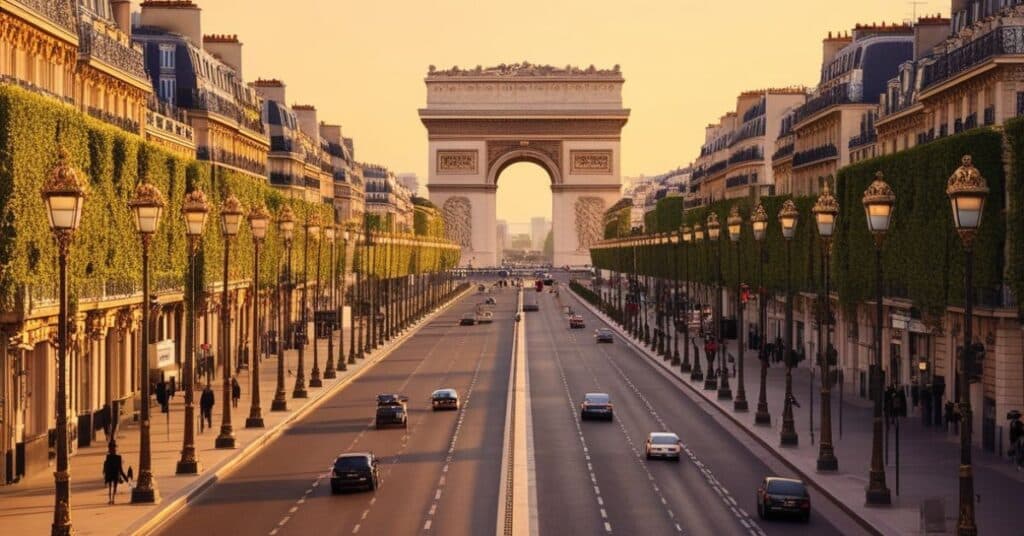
[496, 220, 509, 256]
[530, 217, 550, 251]
[364, 164, 413, 231]
[397, 173, 420, 196]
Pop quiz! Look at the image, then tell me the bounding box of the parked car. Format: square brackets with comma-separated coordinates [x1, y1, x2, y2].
[569, 315, 585, 329]
[431, 388, 460, 411]
[375, 394, 408, 429]
[756, 477, 810, 522]
[460, 313, 476, 326]
[644, 432, 682, 460]
[330, 452, 380, 493]
[580, 392, 613, 421]
[595, 328, 614, 343]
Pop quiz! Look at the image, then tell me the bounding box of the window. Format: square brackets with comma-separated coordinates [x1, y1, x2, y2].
[159, 45, 175, 70]
[159, 77, 176, 104]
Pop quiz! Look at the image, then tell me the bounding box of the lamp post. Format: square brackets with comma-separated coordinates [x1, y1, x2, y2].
[691, 223, 704, 382]
[862, 172, 894, 505]
[779, 199, 799, 447]
[324, 225, 338, 379]
[306, 214, 323, 388]
[642, 237, 651, 346]
[271, 206, 295, 412]
[245, 204, 269, 428]
[708, 213, 728, 397]
[128, 181, 164, 503]
[42, 149, 86, 535]
[353, 232, 363, 360]
[344, 230, 357, 365]
[177, 189, 209, 473]
[728, 206, 747, 411]
[752, 204, 771, 426]
[671, 232, 681, 365]
[681, 226, 692, 373]
[947, 155, 987, 536]
[215, 194, 244, 449]
[813, 182, 839, 471]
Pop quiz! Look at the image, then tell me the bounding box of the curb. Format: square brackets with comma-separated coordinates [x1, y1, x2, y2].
[127, 286, 473, 536]
[567, 286, 888, 536]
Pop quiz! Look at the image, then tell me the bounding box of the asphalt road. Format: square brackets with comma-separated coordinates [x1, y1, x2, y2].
[154, 288, 515, 536]
[527, 285, 859, 536]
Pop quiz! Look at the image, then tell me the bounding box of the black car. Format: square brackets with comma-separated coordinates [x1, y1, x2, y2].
[580, 392, 613, 421]
[431, 388, 460, 411]
[331, 452, 380, 493]
[485, 297, 496, 305]
[375, 394, 408, 429]
[460, 313, 476, 326]
[595, 328, 614, 343]
[757, 477, 810, 521]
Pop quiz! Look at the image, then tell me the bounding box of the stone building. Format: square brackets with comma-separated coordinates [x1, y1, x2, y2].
[320, 123, 364, 224]
[133, 0, 268, 179]
[364, 164, 413, 232]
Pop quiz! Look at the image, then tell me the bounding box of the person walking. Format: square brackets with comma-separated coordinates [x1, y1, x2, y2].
[156, 379, 169, 414]
[102, 441, 129, 504]
[200, 384, 215, 432]
[168, 376, 176, 400]
[1009, 410, 1023, 469]
[231, 376, 241, 408]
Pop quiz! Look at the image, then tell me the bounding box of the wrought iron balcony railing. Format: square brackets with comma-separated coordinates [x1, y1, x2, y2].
[78, 23, 147, 81]
[921, 26, 1024, 90]
[792, 143, 838, 167]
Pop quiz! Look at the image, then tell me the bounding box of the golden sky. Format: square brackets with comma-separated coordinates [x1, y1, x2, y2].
[147, 0, 949, 223]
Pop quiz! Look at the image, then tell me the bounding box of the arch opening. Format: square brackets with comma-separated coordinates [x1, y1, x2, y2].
[495, 161, 553, 265]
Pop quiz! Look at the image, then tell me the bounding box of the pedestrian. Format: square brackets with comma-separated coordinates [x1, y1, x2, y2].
[200, 384, 215, 431]
[155, 379, 169, 414]
[1008, 410, 1023, 468]
[944, 400, 956, 433]
[168, 376, 176, 400]
[773, 337, 784, 364]
[231, 377, 241, 408]
[102, 441, 129, 504]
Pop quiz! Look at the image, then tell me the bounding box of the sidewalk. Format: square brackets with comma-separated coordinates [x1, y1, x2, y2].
[0, 293, 463, 536]
[572, 285, 1024, 536]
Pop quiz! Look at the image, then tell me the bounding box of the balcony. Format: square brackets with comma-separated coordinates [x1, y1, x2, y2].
[78, 23, 148, 83]
[12, 0, 76, 33]
[269, 172, 299, 186]
[86, 106, 139, 134]
[304, 176, 320, 190]
[921, 26, 1024, 90]
[792, 143, 838, 168]
[727, 146, 763, 166]
[793, 83, 860, 125]
[706, 160, 727, 176]
[848, 132, 877, 150]
[270, 136, 296, 153]
[197, 146, 267, 177]
[725, 174, 756, 189]
[0, 74, 73, 106]
[772, 144, 795, 161]
[146, 99, 194, 144]
[184, 88, 265, 136]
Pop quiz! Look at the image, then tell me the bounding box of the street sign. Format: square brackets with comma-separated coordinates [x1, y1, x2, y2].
[151, 339, 175, 370]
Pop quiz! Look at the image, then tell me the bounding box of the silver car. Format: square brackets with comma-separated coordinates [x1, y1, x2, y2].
[644, 432, 682, 461]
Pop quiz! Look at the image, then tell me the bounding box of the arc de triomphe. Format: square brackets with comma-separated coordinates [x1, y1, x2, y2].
[419, 63, 629, 267]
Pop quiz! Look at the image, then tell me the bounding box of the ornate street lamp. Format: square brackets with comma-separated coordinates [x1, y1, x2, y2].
[177, 189, 209, 474]
[42, 148, 86, 535]
[706, 212, 725, 394]
[680, 225, 692, 373]
[344, 230, 357, 365]
[324, 225, 338, 379]
[215, 194, 244, 449]
[779, 199, 799, 447]
[302, 213, 322, 390]
[271, 206, 295, 412]
[691, 223, 705, 382]
[245, 204, 270, 428]
[947, 155, 988, 536]
[128, 181, 164, 503]
[728, 206, 747, 411]
[751, 203, 771, 426]
[862, 172, 894, 505]
[813, 181, 839, 471]
[670, 232, 681, 365]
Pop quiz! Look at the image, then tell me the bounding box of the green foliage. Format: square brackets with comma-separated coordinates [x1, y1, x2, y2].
[413, 204, 445, 238]
[654, 196, 684, 232]
[0, 85, 453, 312]
[642, 210, 657, 233]
[1002, 118, 1024, 319]
[603, 199, 631, 239]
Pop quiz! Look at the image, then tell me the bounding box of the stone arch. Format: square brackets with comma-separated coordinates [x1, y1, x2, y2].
[487, 148, 562, 186]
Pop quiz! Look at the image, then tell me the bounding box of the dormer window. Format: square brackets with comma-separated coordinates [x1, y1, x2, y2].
[159, 45, 175, 70]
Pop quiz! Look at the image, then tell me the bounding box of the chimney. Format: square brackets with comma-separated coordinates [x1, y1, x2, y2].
[914, 15, 951, 60]
[203, 34, 243, 77]
[140, 1, 202, 45]
[292, 105, 319, 142]
[822, 31, 852, 66]
[251, 78, 286, 105]
[319, 123, 343, 145]
[110, 0, 131, 35]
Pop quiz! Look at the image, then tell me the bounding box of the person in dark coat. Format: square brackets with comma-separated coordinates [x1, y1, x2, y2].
[155, 380, 169, 414]
[168, 376, 176, 400]
[200, 384, 215, 431]
[773, 337, 784, 364]
[103, 441, 129, 504]
[231, 377, 241, 408]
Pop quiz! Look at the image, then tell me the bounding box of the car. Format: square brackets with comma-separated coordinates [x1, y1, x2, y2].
[331, 452, 380, 493]
[595, 328, 614, 343]
[644, 432, 682, 460]
[431, 388, 460, 411]
[485, 297, 496, 305]
[580, 393, 613, 421]
[375, 394, 408, 429]
[757, 477, 810, 522]
[569, 315, 585, 329]
[476, 310, 494, 323]
[460, 313, 476, 326]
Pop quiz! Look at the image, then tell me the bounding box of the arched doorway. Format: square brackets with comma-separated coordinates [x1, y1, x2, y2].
[495, 161, 552, 266]
[420, 62, 628, 267]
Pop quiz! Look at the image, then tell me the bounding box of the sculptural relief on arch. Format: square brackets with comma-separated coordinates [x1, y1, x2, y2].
[419, 63, 629, 267]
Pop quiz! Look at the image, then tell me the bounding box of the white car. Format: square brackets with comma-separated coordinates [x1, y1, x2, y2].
[645, 432, 682, 461]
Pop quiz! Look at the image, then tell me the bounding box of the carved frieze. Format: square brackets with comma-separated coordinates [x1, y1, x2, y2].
[574, 197, 606, 252]
[570, 150, 613, 174]
[436, 150, 478, 174]
[441, 196, 473, 248]
[427, 62, 621, 78]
